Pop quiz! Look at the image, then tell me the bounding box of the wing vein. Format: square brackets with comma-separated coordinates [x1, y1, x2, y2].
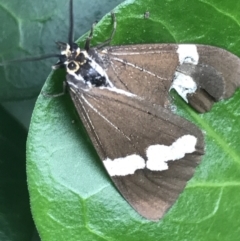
[112, 57, 163, 78]
[81, 94, 131, 141]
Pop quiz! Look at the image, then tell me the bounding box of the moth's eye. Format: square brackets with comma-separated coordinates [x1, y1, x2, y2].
[67, 61, 79, 72]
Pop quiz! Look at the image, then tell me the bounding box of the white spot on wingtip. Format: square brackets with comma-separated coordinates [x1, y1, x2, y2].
[177, 45, 199, 65]
[170, 71, 197, 102]
[104, 135, 197, 176]
[103, 155, 145, 176]
[146, 135, 197, 171]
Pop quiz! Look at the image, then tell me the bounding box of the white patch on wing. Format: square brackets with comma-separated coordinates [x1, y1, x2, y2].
[104, 135, 197, 176]
[146, 135, 197, 171]
[170, 71, 197, 102]
[177, 45, 199, 65]
[103, 155, 146, 176]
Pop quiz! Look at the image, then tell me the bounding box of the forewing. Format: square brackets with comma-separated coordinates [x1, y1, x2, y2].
[197, 45, 240, 99]
[98, 44, 240, 113]
[68, 85, 204, 220]
[102, 44, 179, 107]
[177, 45, 240, 112]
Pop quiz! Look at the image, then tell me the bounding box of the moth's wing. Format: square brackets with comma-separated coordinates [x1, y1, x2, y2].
[177, 45, 240, 112]
[198, 45, 240, 99]
[68, 84, 204, 220]
[97, 44, 240, 112]
[100, 44, 179, 107]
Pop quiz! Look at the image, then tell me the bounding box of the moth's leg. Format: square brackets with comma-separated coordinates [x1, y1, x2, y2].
[42, 81, 67, 98]
[96, 12, 117, 49]
[84, 22, 97, 51]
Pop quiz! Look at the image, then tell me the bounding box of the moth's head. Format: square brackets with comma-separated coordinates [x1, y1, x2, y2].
[52, 41, 89, 75]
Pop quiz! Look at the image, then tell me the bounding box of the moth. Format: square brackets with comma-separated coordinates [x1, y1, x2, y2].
[2, 0, 240, 220]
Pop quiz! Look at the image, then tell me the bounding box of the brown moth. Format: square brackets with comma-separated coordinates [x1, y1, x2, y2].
[2, 0, 240, 220]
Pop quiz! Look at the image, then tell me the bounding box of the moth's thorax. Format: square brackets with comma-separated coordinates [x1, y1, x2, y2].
[56, 43, 112, 88]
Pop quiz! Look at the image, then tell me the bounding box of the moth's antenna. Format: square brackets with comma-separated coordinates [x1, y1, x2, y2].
[0, 54, 62, 66]
[68, 0, 74, 50]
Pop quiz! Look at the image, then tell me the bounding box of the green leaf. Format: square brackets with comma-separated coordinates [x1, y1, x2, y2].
[0, 0, 124, 101]
[0, 0, 65, 101]
[27, 0, 240, 240]
[0, 106, 34, 241]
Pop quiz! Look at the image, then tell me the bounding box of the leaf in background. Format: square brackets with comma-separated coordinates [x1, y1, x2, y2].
[27, 0, 240, 240]
[0, 105, 34, 241]
[0, 0, 125, 101]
